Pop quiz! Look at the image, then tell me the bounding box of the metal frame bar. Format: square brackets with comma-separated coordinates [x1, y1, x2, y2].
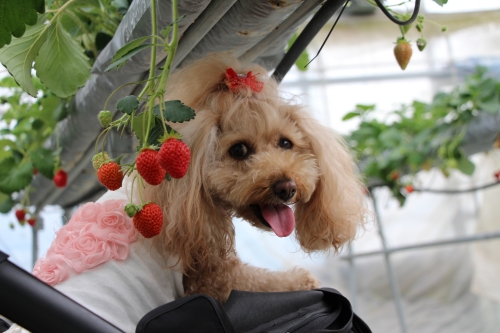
[342, 230, 500, 260]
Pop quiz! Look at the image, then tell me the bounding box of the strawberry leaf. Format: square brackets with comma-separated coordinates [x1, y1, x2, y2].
[117, 95, 139, 115]
[147, 117, 164, 146]
[111, 36, 151, 63]
[131, 112, 155, 146]
[0, 0, 45, 48]
[0, 17, 48, 97]
[342, 112, 360, 121]
[0, 158, 34, 194]
[105, 44, 153, 72]
[34, 19, 91, 98]
[30, 147, 55, 179]
[0, 192, 14, 213]
[457, 156, 475, 176]
[432, 0, 448, 6]
[52, 99, 69, 122]
[153, 100, 195, 123]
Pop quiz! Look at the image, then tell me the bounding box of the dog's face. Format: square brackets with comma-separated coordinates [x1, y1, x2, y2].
[150, 55, 366, 268]
[205, 99, 320, 237]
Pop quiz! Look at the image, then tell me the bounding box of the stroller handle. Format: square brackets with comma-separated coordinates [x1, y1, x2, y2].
[0, 251, 124, 333]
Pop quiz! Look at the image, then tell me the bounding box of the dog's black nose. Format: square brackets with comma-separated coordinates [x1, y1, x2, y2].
[273, 180, 297, 202]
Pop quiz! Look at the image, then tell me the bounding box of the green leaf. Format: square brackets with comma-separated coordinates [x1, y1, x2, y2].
[131, 112, 155, 145]
[457, 157, 475, 176]
[378, 128, 401, 148]
[111, 36, 151, 62]
[342, 112, 360, 121]
[153, 100, 195, 123]
[0, 139, 17, 151]
[52, 99, 69, 122]
[0, 0, 44, 48]
[34, 20, 91, 98]
[478, 95, 500, 114]
[0, 17, 48, 97]
[31, 118, 44, 130]
[30, 147, 55, 179]
[432, 0, 448, 6]
[0, 192, 15, 213]
[105, 43, 152, 72]
[159, 14, 187, 38]
[147, 117, 165, 146]
[0, 158, 33, 194]
[117, 95, 139, 115]
[355, 104, 376, 112]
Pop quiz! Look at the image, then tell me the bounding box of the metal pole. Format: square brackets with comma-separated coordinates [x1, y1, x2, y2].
[347, 243, 358, 312]
[272, 0, 347, 83]
[31, 217, 39, 269]
[370, 189, 408, 333]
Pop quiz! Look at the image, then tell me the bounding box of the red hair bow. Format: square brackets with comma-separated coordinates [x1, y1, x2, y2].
[225, 68, 264, 93]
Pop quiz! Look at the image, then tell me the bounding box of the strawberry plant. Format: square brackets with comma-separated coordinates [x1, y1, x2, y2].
[344, 67, 500, 204]
[0, 0, 125, 223]
[90, 0, 195, 238]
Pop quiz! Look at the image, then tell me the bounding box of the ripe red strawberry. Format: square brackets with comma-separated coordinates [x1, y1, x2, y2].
[27, 217, 36, 227]
[53, 169, 68, 188]
[405, 184, 414, 193]
[98, 161, 124, 191]
[494, 171, 500, 181]
[157, 139, 191, 179]
[15, 209, 26, 221]
[133, 203, 163, 238]
[389, 171, 400, 181]
[136, 149, 166, 185]
[394, 39, 412, 70]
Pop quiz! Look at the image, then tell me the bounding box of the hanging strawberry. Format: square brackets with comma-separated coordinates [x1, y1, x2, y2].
[157, 137, 191, 179]
[394, 38, 412, 70]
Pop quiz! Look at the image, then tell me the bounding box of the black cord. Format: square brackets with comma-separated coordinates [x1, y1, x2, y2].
[373, 0, 421, 25]
[369, 180, 500, 194]
[412, 181, 500, 194]
[304, 0, 350, 68]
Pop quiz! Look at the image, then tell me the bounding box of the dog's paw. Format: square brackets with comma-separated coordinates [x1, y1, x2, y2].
[289, 267, 320, 290]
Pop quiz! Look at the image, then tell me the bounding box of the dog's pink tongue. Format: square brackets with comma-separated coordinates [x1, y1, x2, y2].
[260, 205, 295, 237]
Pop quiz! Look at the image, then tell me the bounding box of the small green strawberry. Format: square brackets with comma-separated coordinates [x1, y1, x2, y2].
[92, 152, 111, 170]
[98, 110, 113, 127]
[416, 38, 427, 52]
[125, 203, 139, 218]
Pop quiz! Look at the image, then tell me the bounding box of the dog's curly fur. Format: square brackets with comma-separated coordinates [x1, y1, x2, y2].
[143, 54, 367, 303]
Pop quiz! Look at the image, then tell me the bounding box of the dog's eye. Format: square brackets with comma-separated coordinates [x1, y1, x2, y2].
[229, 143, 250, 160]
[279, 138, 293, 150]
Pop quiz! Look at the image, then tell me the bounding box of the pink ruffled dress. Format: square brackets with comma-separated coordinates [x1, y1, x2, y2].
[28, 185, 184, 333]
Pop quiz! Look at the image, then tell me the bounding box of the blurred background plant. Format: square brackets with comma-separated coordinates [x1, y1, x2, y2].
[343, 67, 500, 204]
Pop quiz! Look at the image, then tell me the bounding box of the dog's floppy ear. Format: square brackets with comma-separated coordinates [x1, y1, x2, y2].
[293, 111, 367, 252]
[146, 111, 234, 272]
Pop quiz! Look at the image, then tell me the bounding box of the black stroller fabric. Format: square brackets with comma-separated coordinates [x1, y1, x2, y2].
[0, 318, 10, 332]
[136, 288, 371, 333]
